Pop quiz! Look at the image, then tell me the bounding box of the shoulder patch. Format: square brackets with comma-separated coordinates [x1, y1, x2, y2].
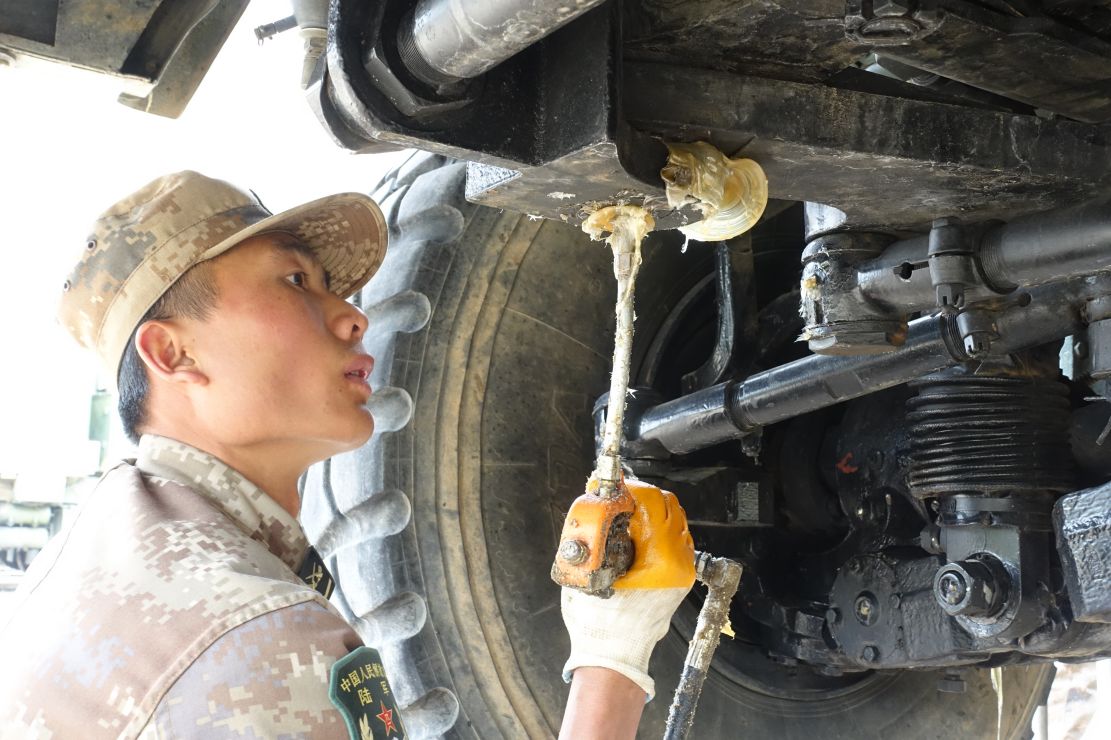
[298, 546, 336, 598]
[329, 646, 407, 739]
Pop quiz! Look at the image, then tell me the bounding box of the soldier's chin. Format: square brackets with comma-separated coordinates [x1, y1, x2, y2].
[355, 423, 374, 447]
[341, 415, 375, 450]
[306, 414, 374, 459]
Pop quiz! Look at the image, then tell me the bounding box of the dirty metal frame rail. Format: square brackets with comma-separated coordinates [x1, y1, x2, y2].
[317, 0, 1111, 234]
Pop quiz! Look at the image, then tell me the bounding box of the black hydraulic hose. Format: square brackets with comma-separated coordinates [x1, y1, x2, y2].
[399, 0, 608, 83]
[631, 277, 1108, 455]
[857, 198, 1111, 312]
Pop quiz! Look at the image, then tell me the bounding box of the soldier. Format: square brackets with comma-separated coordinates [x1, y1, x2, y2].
[0, 171, 694, 739]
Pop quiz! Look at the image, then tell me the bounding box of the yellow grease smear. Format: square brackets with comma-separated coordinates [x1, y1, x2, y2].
[662, 141, 769, 242]
[582, 204, 655, 246]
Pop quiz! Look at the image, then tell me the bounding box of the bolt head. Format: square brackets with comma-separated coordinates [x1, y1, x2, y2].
[935, 560, 1005, 617]
[558, 539, 589, 565]
[937, 674, 967, 694]
[362, 40, 474, 118]
[874, 0, 912, 17]
[847, 0, 938, 43]
[854, 593, 879, 626]
[861, 645, 880, 663]
[938, 571, 967, 606]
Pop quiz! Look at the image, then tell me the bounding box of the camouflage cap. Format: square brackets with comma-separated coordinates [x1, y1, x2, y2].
[57, 170, 388, 385]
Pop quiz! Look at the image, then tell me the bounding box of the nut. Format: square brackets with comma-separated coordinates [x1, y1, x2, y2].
[934, 559, 1007, 617]
[363, 41, 473, 119]
[874, 0, 913, 17]
[937, 571, 967, 607]
[845, 0, 942, 46]
[558, 539, 589, 565]
[854, 593, 879, 626]
[937, 672, 967, 694]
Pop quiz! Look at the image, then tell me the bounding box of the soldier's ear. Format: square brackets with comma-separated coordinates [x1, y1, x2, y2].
[134, 320, 208, 386]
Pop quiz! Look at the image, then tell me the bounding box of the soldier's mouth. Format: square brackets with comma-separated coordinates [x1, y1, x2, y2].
[344, 354, 374, 381]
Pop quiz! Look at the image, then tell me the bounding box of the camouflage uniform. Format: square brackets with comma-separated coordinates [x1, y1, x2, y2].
[0, 435, 366, 738]
[7, 172, 396, 739]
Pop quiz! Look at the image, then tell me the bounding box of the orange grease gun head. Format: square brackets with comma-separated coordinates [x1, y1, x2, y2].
[550, 475, 636, 597]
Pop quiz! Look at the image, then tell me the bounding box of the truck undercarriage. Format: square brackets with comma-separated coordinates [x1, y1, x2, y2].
[6, 0, 1111, 736]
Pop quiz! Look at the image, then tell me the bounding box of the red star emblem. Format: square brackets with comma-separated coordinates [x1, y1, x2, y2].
[376, 701, 397, 735]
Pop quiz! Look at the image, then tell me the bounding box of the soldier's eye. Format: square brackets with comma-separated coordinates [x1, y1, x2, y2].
[286, 271, 308, 288]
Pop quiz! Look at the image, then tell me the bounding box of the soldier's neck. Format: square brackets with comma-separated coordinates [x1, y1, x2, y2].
[143, 425, 306, 518]
[202, 442, 305, 519]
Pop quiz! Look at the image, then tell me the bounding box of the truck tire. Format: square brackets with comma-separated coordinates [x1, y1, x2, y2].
[300, 152, 1054, 739]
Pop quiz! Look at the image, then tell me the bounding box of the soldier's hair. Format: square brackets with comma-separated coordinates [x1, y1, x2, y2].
[117, 261, 219, 443]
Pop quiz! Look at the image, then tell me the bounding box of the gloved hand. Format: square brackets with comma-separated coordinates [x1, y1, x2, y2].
[560, 477, 696, 700]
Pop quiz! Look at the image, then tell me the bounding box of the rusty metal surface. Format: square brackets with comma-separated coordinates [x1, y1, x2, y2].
[622, 61, 1111, 231]
[883, 1, 1111, 124]
[0, 0, 248, 119]
[0, 1, 164, 75]
[0, 1, 59, 45]
[320, 1, 1111, 232]
[1055, 481, 1111, 623]
[625, 0, 860, 84]
[626, 0, 1111, 123]
[117, 0, 249, 118]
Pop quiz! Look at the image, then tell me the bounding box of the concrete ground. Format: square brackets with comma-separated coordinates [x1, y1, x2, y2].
[1042, 660, 1111, 740]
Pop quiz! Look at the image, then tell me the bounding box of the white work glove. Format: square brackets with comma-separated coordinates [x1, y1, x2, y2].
[560, 478, 696, 700]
